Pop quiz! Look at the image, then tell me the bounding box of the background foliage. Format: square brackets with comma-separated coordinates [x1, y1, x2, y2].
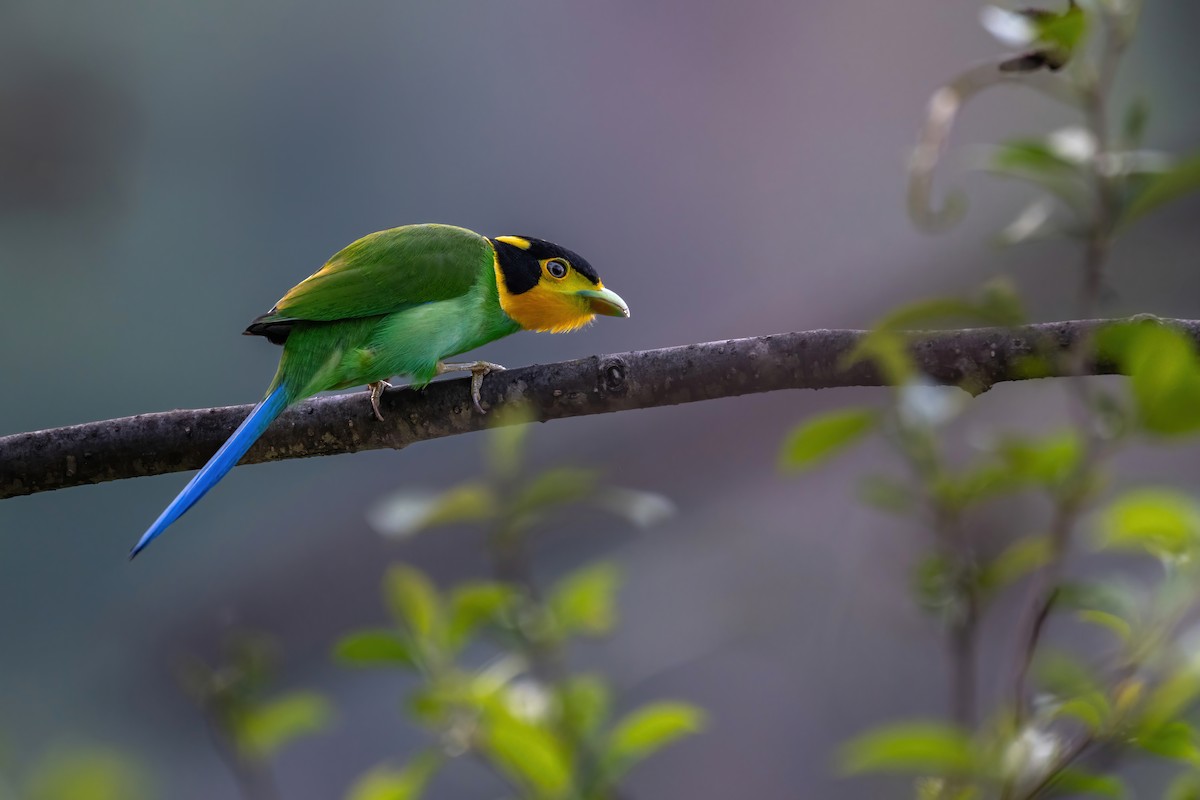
[2, 0, 1200, 798]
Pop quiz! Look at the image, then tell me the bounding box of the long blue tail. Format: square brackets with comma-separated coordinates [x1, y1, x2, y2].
[130, 384, 289, 559]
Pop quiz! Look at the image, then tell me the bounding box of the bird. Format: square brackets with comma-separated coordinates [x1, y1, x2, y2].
[129, 223, 629, 558]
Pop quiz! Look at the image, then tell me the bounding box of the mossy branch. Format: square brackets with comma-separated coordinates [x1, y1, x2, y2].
[0, 317, 1185, 500]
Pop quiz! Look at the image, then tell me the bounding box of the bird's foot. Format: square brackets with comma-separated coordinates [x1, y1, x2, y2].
[438, 361, 506, 414]
[367, 380, 393, 421]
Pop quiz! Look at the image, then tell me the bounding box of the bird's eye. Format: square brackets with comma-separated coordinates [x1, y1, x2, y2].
[546, 259, 569, 279]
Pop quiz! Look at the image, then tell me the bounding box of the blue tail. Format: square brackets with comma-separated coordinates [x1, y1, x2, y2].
[130, 384, 289, 559]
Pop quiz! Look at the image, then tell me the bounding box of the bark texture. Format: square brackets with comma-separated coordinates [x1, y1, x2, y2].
[1, 319, 1170, 500]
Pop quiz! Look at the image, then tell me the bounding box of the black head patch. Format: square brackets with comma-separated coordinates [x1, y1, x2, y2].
[490, 236, 599, 295]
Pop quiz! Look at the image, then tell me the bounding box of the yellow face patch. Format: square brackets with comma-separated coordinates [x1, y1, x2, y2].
[493, 255, 602, 333]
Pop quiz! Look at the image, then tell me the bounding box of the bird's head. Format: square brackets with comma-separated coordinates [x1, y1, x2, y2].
[490, 235, 629, 333]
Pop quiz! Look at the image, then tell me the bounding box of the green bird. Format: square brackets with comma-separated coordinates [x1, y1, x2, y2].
[130, 223, 629, 557]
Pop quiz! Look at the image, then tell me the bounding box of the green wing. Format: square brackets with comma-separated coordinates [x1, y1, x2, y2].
[246, 223, 492, 343]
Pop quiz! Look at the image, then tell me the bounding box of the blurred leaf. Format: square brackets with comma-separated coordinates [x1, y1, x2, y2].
[1123, 151, 1200, 227]
[560, 675, 611, 739]
[843, 329, 915, 385]
[1031, 2, 1086, 53]
[990, 139, 1091, 212]
[930, 463, 1018, 511]
[839, 722, 976, 775]
[779, 408, 878, 471]
[26, 749, 151, 800]
[486, 409, 534, 479]
[549, 562, 620, 637]
[406, 684, 461, 725]
[1141, 669, 1200, 732]
[385, 565, 442, 639]
[481, 714, 572, 798]
[1055, 693, 1110, 732]
[593, 487, 676, 529]
[1100, 321, 1200, 435]
[911, 554, 959, 616]
[234, 691, 332, 760]
[1035, 650, 1103, 700]
[1045, 767, 1126, 798]
[334, 630, 418, 669]
[368, 483, 497, 538]
[996, 198, 1061, 246]
[512, 468, 599, 518]
[1098, 489, 1200, 561]
[1121, 96, 1150, 150]
[998, 431, 1082, 489]
[858, 474, 918, 514]
[1054, 581, 1136, 619]
[447, 583, 518, 650]
[1077, 610, 1132, 643]
[1135, 720, 1200, 764]
[979, 537, 1052, 594]
[1167, 771, 1200, 800]
[345, 752, 441, 800]
[607, 702, 706, 774]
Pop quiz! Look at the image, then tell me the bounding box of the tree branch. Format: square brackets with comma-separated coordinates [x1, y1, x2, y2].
[0, 318, 1183, 500]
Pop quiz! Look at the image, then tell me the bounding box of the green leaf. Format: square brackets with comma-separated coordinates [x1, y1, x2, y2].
[1055, 694, 1110, 732]
[384, 565, 441, 639]
[26, 750, 152, 800]
[1141, 669, 1200, 732]
[843, 329, 914, 385]
[1034, 650, 1103, 699]
[607, 702, 706, 774]
[1123, 151, 1200, 226]
[1098, 489, 1200, 561]
[512, 468, 599, 518]
[857, 474, 918, 514]
[549, 562, 620, 637]
[333, 630, 418, 668]
[368, 483, 497, 538]
[1045, 767, 1126, 798]
[1101, 321, 1200, 435]
[911, 554, 960, 616]
[979, 537, 1052, 594]
[345, 752, 441, 800]
[560, 675, 611, 739]
[1076, 610, 1132, 643]
[234, 691, 332, 760]
[1167, 771, 1200, 800]
[1122, 97, 1150, 150]
[838, 722, 976, 775]
[929, 463, 1017, 512]
[998, 431, 1082, 488]
[480, 714, 572, 798]
[779, 408, 878, 471]
[990, 139, 1091, 212]
[447, 583, 518, 650]
[486, 408, 535, 479]
[1135, 720, 1200, 764]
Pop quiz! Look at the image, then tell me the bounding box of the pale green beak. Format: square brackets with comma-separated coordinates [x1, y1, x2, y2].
[576, 287, 630, 318]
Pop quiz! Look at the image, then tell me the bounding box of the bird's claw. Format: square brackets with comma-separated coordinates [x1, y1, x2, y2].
[438, 360, 505, 414]
[368, 380, 393, 422]
[469, 363, 503, 414]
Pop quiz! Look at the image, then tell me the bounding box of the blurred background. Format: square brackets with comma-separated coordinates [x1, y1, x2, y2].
[2, 1, 1199, 797]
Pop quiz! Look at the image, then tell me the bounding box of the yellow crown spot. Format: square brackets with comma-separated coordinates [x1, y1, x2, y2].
[495, 235, 531, 250]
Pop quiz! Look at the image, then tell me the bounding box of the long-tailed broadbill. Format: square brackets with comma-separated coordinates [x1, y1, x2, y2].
[130, 223, 628, 557]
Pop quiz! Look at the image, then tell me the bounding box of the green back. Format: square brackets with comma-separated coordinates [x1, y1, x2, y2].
[252, 224, 492, 328]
